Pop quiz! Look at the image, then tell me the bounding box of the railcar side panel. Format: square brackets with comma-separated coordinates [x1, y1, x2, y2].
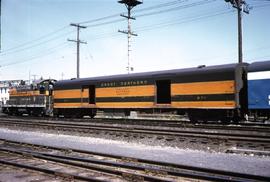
[54, 82, 156, 109]
[54, 89, 89, 108]
[96, 85, 155, 108]
[248, 76, 270, 109]
[171, 80, 236, 109]
[248, 61, 270, 110]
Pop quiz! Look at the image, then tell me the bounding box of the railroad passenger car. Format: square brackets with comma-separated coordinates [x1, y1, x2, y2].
[248, 60, 270, 120]
[53, 63, 248, 122]
[2, 79, 56, 116]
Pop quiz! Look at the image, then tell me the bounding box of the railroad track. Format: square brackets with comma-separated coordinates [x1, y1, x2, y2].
[0, 139, 269, 182]
[2, 114, 270, 129]
[2, 115, 270, 133]
[0, 117, 270, 153]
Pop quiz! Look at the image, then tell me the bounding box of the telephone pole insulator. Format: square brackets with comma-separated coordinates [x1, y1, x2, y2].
[225, 0, 250, 64]
[118, 0, 142, 74]
[68, 23, 87, 79]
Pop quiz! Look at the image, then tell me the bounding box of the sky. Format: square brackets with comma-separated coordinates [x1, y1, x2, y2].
[0, 0, 270, 81]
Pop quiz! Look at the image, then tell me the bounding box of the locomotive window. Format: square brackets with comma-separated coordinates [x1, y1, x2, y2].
[89, 85, 96, 104]
[156, 80, 171, 104]
[39, 85, 45, 94]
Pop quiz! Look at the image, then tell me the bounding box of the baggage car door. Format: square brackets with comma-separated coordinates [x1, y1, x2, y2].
[155, 80, 171, 104]
[89, 85, 96, 105]
[81, 85, 88, 107]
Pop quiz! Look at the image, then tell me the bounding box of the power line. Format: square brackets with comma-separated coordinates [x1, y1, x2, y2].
[78, 13, 121, 25]
[0, 29, 74, 57]
[0, 0, 215, 56]
[83, 0, 216, 28]
[135, 0, 217, 18]
[79, 0, 189, 25]
[133, 0, 189, 12]
[0, 0, 191, 60]
[1, 25, 69, 53]
[85, 7, 234, 41]
[2, 5, 235, 63]
[2, 1, 267, 69]
[140, 9, 233, 31]
[86, 19, 125, 28]
[1, 42, 69, 67]
[252, 3, 270, 7]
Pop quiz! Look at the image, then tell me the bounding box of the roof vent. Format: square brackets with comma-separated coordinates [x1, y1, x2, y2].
[197, 65, 206, 68]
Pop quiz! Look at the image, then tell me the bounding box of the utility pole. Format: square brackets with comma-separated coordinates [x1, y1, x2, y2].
[31, 74, 38, 82]
[61, 72, 64, 80]
[225, 0, 250, 64]
[68, 23, 87, 79]
[118, 0, 142, 74]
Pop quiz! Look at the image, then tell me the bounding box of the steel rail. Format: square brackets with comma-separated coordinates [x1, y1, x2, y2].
[0, 159, 105, 182]
[1, 115, 270, 130]
[0, 119, 270, 143]
[1, 139, 269, 182]
[2, 117, 270, 136]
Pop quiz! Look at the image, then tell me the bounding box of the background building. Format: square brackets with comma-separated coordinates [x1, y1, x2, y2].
[0, 80, 22, 107]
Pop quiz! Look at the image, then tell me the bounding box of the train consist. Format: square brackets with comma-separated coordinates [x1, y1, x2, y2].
[2, 60, 270, 122]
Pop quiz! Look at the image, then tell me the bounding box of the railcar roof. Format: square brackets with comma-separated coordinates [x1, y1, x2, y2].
[248, 60, 270, 72]
[55, 62, 243, 87]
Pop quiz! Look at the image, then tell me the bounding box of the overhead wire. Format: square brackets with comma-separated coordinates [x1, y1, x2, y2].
[0, 0, 192, 58]
[1, 25, 69, 53]
[83, 0, 216, 28]
[3, 0, 268, 67]
[135, 0, 217, 18]
[2, 0, 216, 56]
[136, 9, 233, 32]
[1, 42, 70, 67]
[78, 0, 189, 25]
[0, 30, 75, 57]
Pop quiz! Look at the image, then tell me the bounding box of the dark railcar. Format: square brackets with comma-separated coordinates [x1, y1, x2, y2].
[53, 63, 248, 122]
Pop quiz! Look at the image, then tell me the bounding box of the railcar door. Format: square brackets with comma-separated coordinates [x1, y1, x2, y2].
[81, 86, 88, 106]
[89, 85, 96, 105]
[156, 80, 171, 104]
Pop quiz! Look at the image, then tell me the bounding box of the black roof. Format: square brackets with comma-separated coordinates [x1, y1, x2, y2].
[248, 60, 270, 72]
[55, 62, 243, 88]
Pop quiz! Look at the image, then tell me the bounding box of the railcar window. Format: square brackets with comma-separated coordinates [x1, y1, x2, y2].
[39, 85, 45, 94]
[156, 80, 171, 104]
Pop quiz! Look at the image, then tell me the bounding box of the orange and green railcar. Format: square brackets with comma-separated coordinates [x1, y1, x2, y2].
[53, 63, 248, 121]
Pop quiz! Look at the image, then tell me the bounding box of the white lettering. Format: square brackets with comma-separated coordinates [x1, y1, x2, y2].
[269, 95, 270, 106]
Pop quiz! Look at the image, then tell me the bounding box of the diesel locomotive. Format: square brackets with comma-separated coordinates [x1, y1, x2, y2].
[2, 79, 56, 116]
[2, 60, 270, 122]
